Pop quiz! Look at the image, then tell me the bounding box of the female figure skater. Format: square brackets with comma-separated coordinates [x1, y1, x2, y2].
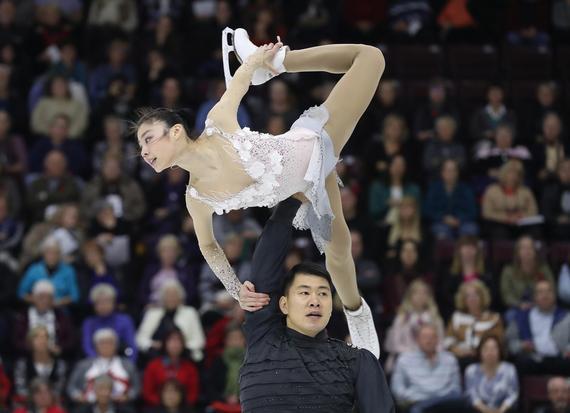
[136, 28, 385, 357]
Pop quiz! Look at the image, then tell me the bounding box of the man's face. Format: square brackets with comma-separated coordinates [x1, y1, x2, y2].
[280, 274, 332, 337]
[548, 379, 569, 409]
[534, 281, 555, 312]
[417, 326, 438, 355]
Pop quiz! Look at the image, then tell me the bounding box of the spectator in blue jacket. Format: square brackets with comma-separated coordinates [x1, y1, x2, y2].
[81, 283, 137, 362]
[424, 159, 478, 239]
[18, 237, 80, 306]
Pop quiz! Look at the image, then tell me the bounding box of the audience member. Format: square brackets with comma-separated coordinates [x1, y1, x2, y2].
[534, 376, 570, 413]
[535, 113, 568, 184]
[424, 159, 477, 239]
[13, 325, 67, 405]
[144, 379, 192, 413]
[87, 201, 130, 269]
[147, 168, 188, 236]
[464, 335, 518, 413]
[542, 159, 570, 240]
[445, 281, 504, 368]
[482, 160, 540, 239]
[384, 280, 444, 372]
[18, 237, 80, 306]
[86, 0, 138, 34]
[139, 235, 198, 308]
[72, 374, 134, 413]
[387, 0, 434, 42]
[473, 123, 532, 181]
[391, 324, 464, 412]
[67, 329, 140, 404]
[26, 150, 81, 222]
[523, 82, 563, 141]
[0, 109, 27, 180]
[500, 235, 554, 310]
[365, 114, 410, 181]
[89, 39, 136, 105]
[13, 378, 66, 413]
[136, 280, 205, 362]
[422, 116, 466, 179]
[76, 240, 121, 306]
[198, 234, 251, 309]
[31, 75, 88, 139]
[82, 284, 137, 362]
[413, 79, 459, 142]
[12, 280, 75, 357]
[506, 280, 570, 375]
[383, 240, 433, 316]
[470, 84, 516, 142]
[142, 329, 199, 408]
[212, 210, 261, 250]
[205, 323, 244, 412]
[441, 236, 493, 315]
[0, 192, 22, 254]
[81, 154, 146, 223]
[368, 155, 420, 223]
[28, 115, 89, 178]
[385, 196, 425, 259]
[92, 116, 139, 176]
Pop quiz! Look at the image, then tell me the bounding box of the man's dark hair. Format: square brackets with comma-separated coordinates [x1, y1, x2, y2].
[281, 262, 333, 296]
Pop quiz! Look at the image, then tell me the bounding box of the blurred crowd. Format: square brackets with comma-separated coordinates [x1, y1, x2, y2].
[0, 0, 570, 413]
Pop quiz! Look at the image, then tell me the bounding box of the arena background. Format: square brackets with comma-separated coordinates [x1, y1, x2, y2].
[0, 0, 569, 412]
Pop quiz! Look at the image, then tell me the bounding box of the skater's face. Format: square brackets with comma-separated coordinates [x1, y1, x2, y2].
[280, 274, 332, 337]
[137, 121, 180, 172]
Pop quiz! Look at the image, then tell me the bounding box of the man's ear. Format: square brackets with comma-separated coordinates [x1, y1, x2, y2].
[279, 296, 288, 315]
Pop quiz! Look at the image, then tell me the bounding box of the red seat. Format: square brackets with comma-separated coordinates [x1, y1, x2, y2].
[555, 45, 570, 81]
[521, 375, 551, 413]
[391, 44, 444, 79]
[447, 44, 500, 80]
[548, 242, 570, 269]
[503, 46, 553, 79]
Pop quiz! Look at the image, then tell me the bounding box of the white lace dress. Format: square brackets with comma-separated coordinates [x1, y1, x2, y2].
[187, 105, 339, 253]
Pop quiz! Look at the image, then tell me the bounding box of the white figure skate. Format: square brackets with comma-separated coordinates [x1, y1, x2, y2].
[222, 27, 288, 88]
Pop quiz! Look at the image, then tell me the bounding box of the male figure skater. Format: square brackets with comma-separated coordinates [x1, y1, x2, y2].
[237, 197, 394, 412]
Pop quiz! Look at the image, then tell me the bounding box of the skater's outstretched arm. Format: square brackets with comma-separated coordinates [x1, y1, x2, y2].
[186, 196, 268, 311]
[207, 42, 284, 133]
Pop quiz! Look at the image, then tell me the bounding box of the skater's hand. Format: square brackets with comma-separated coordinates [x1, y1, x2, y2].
[246, 38, 284, 74]
[239, 281, 270, 312]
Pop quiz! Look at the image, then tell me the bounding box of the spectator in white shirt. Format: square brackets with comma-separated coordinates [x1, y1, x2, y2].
[391, 324, 465, 413]
[506, 280, 570, 375]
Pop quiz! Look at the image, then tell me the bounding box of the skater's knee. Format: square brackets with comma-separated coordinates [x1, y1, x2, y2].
[357, 45, 385, 68]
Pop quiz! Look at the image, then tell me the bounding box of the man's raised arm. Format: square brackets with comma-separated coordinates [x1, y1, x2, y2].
[242, 198, 301, 343]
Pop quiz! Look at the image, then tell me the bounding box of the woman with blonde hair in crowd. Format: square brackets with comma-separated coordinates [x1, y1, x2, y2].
[441, 235, 493, 316]
[385, 196, 425, 260]
[384, 279, 444, 372]
[445, 280, 503, 368]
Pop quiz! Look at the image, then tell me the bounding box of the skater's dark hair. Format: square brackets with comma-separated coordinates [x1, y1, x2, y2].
[281, 262, 333, 296]
[134, 107, 196, 140]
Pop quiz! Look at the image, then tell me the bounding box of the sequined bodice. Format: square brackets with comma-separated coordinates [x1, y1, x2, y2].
[187, 118, 317, 215]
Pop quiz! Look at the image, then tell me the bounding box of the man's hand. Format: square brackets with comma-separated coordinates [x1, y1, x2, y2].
[239, 281, 270, 312]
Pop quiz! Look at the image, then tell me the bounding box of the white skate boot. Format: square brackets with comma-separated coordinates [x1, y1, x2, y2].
[344, 298, 380, 359]
[222, 27, 288, 88]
